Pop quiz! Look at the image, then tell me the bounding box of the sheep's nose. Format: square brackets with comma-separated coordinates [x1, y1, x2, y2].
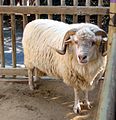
[78, 55, 87, 61]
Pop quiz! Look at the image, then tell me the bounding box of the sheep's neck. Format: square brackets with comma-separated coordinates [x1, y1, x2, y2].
[70, 55, 104, 83]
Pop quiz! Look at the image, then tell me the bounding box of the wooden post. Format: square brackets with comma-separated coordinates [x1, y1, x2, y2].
[48, 0, 52, 19]
[85, 0, 90, 22]
[97, 0, 103, 28]
[10, 0, 16, 78]
[35, 0, 40, 19]
[22, 0, 28, 29]
[73, 0, 78, 23]
[0, 0, 5, 68]
[61, 0, 65, 22]
[96, 33, 116, 120]
[10, 0, 16, 68]
[96, 0, 116, 120]
[108, 0, 116, 53]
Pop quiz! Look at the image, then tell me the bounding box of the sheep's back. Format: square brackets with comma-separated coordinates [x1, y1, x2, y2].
[22, 19, 69, 76]
[22, 19, 70, 50]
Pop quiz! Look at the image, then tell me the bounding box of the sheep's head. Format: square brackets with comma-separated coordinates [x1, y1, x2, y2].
[55, 26, 107, 65]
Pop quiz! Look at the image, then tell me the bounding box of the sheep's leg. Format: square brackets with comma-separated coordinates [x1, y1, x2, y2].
[34, 67, 43, 88]
[28, 68, 35, 90]
[73, 88, 81, 114]
[34, 68, 39, 82]
[84, 90, 92, 109]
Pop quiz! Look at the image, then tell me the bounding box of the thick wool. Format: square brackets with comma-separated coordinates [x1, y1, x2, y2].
[22, 19, 106, 91]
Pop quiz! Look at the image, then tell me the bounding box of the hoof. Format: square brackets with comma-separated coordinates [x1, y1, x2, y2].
[29, 85, 35, 91]
[87, 103, 92, 110]
[29, 83, 37, 91]
[82, 100, 92, 110]
[73, 104, 81, 114]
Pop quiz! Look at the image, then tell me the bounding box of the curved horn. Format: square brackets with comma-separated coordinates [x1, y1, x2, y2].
[95, 29, 107, 38]
[94, 29, 108, 56]
[55, 28, 78, 55]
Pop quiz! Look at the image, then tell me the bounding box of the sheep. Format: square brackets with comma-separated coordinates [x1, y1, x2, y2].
[22, 19, 107, 114]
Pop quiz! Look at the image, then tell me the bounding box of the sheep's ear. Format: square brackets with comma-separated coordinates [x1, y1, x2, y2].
[63, 28, 78, 44]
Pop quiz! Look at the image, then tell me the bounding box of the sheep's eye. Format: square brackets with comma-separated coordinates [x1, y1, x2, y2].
[91, 41, 95, 46]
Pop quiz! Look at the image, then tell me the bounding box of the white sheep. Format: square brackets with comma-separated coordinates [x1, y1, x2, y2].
[22, 19, 107, 114]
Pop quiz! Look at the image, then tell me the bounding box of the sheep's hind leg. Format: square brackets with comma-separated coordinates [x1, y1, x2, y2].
[34, 68, 42, 88]
[28, 68, 35, 91]
[34, 67, 38, 82]
[73, 88, 81, 114]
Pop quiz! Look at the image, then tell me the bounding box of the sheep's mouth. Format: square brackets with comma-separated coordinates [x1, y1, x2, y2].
[79, 60, 88, 65]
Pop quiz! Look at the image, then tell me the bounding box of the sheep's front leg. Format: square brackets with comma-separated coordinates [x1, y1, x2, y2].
[28, 68, 35, 90]
[73, 88, 81, 114]
[84, 90, 92, 109]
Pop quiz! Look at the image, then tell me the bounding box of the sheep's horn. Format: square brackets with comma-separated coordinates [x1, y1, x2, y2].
[55, 29, 78, 55]
[95, 29, 107, 38]
[52, 44, 67, 55]
[95, 29, 108, 56]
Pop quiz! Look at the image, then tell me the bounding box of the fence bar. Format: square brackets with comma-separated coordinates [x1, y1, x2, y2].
[0, 0, 3, 4]
[22, 0, 28, 28]
[0, 68, 28, 76]
[73, 0, 78, 23]
[0, 0, 5, 68]
[0, 6, 109, 15]
[10, 0, 16, 69]
[35, 0, 40, 19]
[61, 0, 65, 22]
[11, 14, 16, 67]
[96, 33, 116, 120]
[48, 0, 52, 19]
[85, 0, 90, 22]
[97, 0, 103, 27]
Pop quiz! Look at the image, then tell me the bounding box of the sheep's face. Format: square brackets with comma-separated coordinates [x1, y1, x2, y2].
[53, 27, 107, 64]
[71, 31, 99, 65]
[74, 37, 98, 65]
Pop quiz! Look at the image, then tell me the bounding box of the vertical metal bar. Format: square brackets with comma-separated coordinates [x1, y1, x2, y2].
[85, 0, 90, 22]
[0, 0, 5, 68]
[73, 0, 78, 23]
[35, 0, 40, 19]
[48, 0, 52, 19]
[61, 0, 65, 22]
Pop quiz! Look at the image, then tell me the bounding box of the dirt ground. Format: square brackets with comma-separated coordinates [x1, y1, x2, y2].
[0, 78, 102, 120]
